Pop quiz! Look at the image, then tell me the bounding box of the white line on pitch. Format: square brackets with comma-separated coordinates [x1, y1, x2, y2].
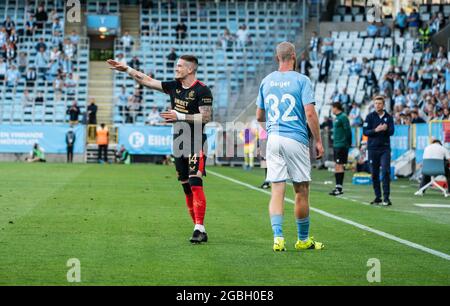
[208, 169, 450, 262]
[414, 204, 450, 208]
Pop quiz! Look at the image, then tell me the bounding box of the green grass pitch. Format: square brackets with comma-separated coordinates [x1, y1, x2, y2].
[0, 162, 449, 285]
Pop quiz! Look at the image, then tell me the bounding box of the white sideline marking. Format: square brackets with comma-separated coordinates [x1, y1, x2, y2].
[208, 170, 450, 261]
[414, 204, 450, 208]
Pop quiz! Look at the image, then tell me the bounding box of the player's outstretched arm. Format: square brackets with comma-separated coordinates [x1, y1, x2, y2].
[106, 59, 164, 93]
[305, 104, 324, 160]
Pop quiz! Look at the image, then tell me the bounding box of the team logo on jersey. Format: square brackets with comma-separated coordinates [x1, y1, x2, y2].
[187, 90, 196, 100]
[176, 89, 181, 94]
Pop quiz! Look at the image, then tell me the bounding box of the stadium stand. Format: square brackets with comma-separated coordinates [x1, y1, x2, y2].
[0, 0, 89, 125]
[112, 0, 304, 124]
[311, 26, 449, 126]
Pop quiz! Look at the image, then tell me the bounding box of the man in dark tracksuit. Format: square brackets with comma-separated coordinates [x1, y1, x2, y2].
[363, 96, 395, 206]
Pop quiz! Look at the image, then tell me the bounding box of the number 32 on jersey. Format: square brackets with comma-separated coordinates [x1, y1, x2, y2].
[265, 94, 298, 122]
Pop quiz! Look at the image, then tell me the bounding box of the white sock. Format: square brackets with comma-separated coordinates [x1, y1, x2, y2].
[194, 224, 206, 233]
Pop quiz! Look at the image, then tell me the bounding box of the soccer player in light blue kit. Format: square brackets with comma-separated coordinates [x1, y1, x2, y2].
[256, 42, 325, 251]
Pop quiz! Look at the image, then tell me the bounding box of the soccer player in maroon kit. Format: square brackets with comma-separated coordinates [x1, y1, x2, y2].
[107, 55, 213, 243]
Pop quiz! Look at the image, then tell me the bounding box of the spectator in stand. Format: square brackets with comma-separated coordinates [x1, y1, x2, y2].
[146, 106, 162, 125]
[421, 61, 434, 90]
[67, 101, 80, 125]
[149, 18, 160, 36]
[339, 87, 351, 113]
[128, 56, 141, 71]
[322, 31, 334, 59]
[8, 27, 17, 45]
[24, 15, 35, 36]
[35, 47, 49, 79]
[61, 54, 73, 74]
[297, 52, 312, 77]
[441, 108, 450, 120]
[3, 16, 15, 36]
[175, 21, 187, 43]
[0, 57, 6, 81]
[53, 74, 64, 100]
[64, 73, 77, 98]
[378, 21, 391, 38]
[393, 74, 405, 92]
[51, 30, 63, 51]
[349, 102, 362, 127]
[46, 59, 59, 82]
[98, 2, 109, 14]
[35, 4, 48, 30]
[49, 46, 61, 61]
[373, 43, 383, 60]
[25, 67, 37, 87]
[87, 98, 98, 125]
[218, 28, 234, 52]
[117, 85, 128, 118]
[365, 66, 378, 96]
[408, 74, 421, 93]
[34, 91, 44, 105]
[35, 37, 47, 52]
[395, 8, 407, 37]
[5, 64, 20, 87]
[21, 88, 33, 106]
[121, 31, 134, 52]
[51, 17, 63, 35]
[63, 38, 75, 59]
[367, 22, 378, 37]
[309, 31, 321, 62]
[236, 24, 250, 48]
[348, 57, 362, 76]
[318, 51, 330, 83]
[69, 30, 79, 47]
[406, 88, 418, 108]
[5, 42, 17, 64]
[18, 52, 28, 75]
[393, 89, 406, 113]
[407, 8, 420, 38]
[166, 48, 177, 69]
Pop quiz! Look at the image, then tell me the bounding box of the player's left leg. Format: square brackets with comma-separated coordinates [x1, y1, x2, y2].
[269, 182, 286, 251]
[293, 182, 324, 250]
[188, 150, 208, 244]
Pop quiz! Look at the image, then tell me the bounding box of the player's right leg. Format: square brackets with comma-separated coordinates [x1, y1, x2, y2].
[174, 156, 196, 224]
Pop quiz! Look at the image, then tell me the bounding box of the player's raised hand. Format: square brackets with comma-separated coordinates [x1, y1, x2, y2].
[106, 59, 127, 72]
[315, 141, 324, 160]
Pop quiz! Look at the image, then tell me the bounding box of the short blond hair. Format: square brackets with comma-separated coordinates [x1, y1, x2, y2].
[276, 42, 296, 62]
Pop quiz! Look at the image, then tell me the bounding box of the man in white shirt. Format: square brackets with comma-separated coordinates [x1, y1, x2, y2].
[420, 139, 450, 193]
[146, 106, 162, 125]
[236, 24, 249, 48]
[121, 31, 133, 52]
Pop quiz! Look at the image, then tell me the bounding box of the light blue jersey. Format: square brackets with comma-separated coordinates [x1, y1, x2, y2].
[256, 71, 315, 146]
